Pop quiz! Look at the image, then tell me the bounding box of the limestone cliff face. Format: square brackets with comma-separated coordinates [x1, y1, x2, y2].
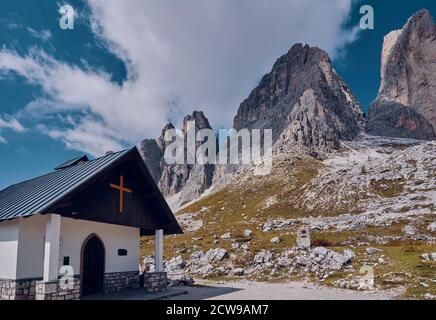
[277, 89, 348, 153]
[139, 139, 162, 183]
[142, 44, 366, 204]
[367, 9, 436, 140]
[140, 123, 175, 185]
[233, 43, 365, 153]
[140, 111, 215, 204]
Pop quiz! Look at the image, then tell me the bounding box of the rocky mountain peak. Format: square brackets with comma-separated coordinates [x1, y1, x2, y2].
[233, 43, 364, 153]
[157, 122, 175, 151]
[271, 43, 331, 71]
[183, 111, 212, 132]
[140, 111, 216, 204]
[367, 9, 436, 140]
[405, 8, 435, 37]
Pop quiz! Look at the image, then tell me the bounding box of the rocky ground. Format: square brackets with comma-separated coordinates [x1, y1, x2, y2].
[140, 135, 435, 300]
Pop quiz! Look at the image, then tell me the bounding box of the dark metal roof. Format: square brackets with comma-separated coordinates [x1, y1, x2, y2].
[54, 155, 89, 170]
[0, 149, 131, 221]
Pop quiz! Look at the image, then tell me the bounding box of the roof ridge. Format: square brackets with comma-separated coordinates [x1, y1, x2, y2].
[0, 148, 131, 194]
[87, 148, 130, 162]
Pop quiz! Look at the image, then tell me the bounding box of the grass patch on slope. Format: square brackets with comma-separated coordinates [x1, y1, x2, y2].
[141, 158, 321, 260]
[372, 243, 435, 299]
[370, 178, 405, 198]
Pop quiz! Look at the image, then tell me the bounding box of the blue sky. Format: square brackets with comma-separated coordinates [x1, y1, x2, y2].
[0, 0, 435, 190]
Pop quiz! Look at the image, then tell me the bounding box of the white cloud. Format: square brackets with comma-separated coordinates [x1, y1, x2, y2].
[0, 0, 359, 155]
[0, 115, 25, 132]
[47, 117, 125, 156]
[0, 48, 167, 155]
[27, 27, 52, 41]
[0, 114, 25, 144]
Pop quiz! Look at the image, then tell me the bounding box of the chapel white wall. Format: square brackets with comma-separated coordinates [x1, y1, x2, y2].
[16, 215, 46, 279]
[0, 219, 20, 279]
[0, 215, 140, 280]
[60, 217, 140, 275]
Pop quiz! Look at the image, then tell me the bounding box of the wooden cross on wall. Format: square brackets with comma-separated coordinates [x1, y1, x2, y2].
[110, 175, 132, 213]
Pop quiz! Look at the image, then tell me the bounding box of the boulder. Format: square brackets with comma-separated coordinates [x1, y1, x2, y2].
[419, 253, 436, 261]
[366, 247, 383, 254]
[403, 225, 416, 236]
[230, 268, 245, 276]
[343, 249, 356, 261]
[424, 293, 436, 300]
[420, 253, 430, 261]
[241, 244, 250, 252]
[244, 229, 253, 237]
[220, 232, 231, 240]
[201, 248, 228, 264]
[165, 255, 185, 272]
[192, 264, 214, 275]
[262, 221, 273, 232]
[427, 222, 436, 232]
[232, 242, 240, 250]
[168, 275, 194, 287]
[253, 250, 273, 265]
[276, 257, 292, 268]
[309, 247, 355, 271]
[142, 255, 155, 272]
[189, 250, 205, 263]
[271, 236, 281, 244]
[310, 247, 328, 263]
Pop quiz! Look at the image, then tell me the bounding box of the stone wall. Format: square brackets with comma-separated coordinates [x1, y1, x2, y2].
[143, 272, 167, 293]
[1, 272, 145, 300]
[35, 279, 80, 300]
[104, 271, 139, 294]
[0, 278, 39, 300]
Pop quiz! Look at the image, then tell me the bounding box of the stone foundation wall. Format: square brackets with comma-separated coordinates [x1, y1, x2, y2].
[104, 271, 139, 294]
[0, 278, 39, 300]
[1, 272, 144, 300]
[143, 272, 167, 293]
[35, 279, 80, 300]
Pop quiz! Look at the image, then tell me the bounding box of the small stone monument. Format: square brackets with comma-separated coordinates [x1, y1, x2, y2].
[297, 226, 311, 250]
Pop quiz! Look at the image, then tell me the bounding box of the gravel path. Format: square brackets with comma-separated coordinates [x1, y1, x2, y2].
[164, 280, 399, 300]
[84, 280, 400, 300]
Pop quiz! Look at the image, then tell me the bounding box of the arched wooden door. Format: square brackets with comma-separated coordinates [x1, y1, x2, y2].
[81, 235, 105, 296]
